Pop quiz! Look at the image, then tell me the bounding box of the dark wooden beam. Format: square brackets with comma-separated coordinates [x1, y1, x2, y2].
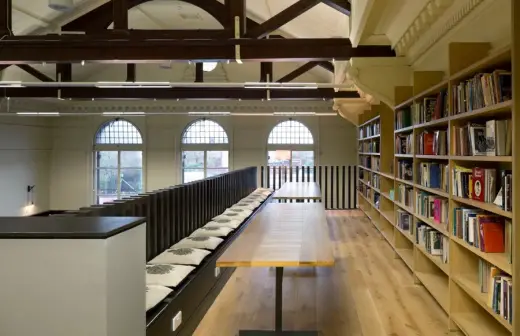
[277, 61, 319, 82]
[0, 0, 11, 35]
[226, 0, 246, 36]
[1, 87, 360, 100]
[260, 62, 273, 82]
[320, 0, 351, 15]
[126, 64, 136, 82]
[56, 64, 72, 82]
[318, 61, 334, 73]
[17, 65, 54, 82]
[14, 30, 231, 40]
[0, 37, 395, 63]
[113, 0, 128, 30]
[195, 63, 203, 82]
[246, 0, 321, 39]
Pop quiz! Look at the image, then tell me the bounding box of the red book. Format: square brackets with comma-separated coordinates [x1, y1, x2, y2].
[472, 167, 485, 202]
[478, 215, 505, 253]
[423, 133, 435, 155]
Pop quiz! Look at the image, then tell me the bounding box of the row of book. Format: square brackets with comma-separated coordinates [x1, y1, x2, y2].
[417, 130, 447, 155]
[451, 70, 512, 114]
[359, 122, 380, 139]
[397, 160, 413, 181]
[452, 209, 511, 258]
[452, 166, 497, 203]
[415, 192, 449, 227]
[479, 260, 513, 324]
[397, 184, 413, 208]
[360, 156, 372, 170]
[413, 91, 449, 124]
[395, 133, 413, 155]
[397, 210, 413, 236]
[453, 119, 512, 156]
[372, 157, 381, 172]
[371, 174, 380, 190]
[416, 222, 449, 264]
[395, 108, 412, 130]
[360, 141, 380, 153]
[418, 162, 449, 192]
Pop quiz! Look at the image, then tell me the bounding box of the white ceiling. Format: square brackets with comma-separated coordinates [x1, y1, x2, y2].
[5, 0, 351, 83]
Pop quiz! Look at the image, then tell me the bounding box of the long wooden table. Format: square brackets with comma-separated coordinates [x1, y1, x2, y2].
[271, 182, 322, 201]
[217, 202, 334, 335]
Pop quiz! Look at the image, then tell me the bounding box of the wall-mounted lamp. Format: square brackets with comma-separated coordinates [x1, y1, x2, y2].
[27, 185, 35, 205]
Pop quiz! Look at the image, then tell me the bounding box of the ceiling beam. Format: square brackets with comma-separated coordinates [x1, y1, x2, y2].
[246, 0, 321, 39]
[16, 65, 54, 82]
[320, 0, 351, 16]
[226, 0, 246, 36]
[0, 37, 395, 63]
[0, 87, 360, 100]
[0, 0, 12, 35]
[195, 63, 203, 82]
[126, 64, 136, 82]
[113, 0, 128, 30]
[277, 61, 319, 82]
[260, 62, 273, 82]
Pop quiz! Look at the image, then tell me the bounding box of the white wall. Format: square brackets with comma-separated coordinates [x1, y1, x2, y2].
[49, 115, 358, 210]
[0, 117, 51, 216]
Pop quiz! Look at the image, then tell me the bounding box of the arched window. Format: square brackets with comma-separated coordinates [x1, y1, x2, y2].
[181, 119, 229, 183]
[267, 120, 315, 183]
[94, 119, 144, 204]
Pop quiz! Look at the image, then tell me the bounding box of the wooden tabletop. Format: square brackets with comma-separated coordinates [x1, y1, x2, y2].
[271, 182, 322, 200]
[217, 203, 334, 268]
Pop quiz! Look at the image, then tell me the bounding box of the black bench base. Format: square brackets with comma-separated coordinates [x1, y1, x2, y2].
[239, 331, 319, 335]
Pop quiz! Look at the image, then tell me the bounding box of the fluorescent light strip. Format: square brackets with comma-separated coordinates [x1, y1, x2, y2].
[273, 112, 316, 116]
[102, 112, 145, 116]
[0, 81, 24, 88]
[17, 112, 60, 116]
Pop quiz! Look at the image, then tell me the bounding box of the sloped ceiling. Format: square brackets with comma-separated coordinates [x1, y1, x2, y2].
[4, 0, 348, 83]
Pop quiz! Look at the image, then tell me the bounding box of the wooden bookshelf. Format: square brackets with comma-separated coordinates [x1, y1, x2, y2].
[357, 43, 515, 336]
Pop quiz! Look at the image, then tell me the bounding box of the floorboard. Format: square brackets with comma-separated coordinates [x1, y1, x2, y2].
[193, 210, 449, 336]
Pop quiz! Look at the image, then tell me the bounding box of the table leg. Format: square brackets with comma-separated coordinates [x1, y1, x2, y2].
[275, 267, 284, 331]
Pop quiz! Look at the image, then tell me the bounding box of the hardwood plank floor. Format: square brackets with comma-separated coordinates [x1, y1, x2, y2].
[193, 210, 449, 336]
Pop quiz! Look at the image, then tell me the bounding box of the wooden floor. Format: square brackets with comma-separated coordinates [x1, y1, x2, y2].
[193, 210, 449, 336]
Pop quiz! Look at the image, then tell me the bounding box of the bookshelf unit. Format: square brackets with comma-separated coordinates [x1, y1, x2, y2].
[357, 43, 515, 336]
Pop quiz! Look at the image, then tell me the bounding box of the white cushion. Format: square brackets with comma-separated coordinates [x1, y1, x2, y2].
[233, 202, 259, 210]
[146, 264, 195, 287]
[146, 285, 172, 312]
[191, 225, 234, 237]
[173, 236, 223, 250]
[205, 218, 243, 229]
[224, 207, 253, 218]
[213, 212, 246, 221]
[148, 247, 210, 266]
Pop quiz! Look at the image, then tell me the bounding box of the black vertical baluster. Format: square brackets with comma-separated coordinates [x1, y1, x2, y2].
[296, 166, 299, 182]
[348, 166, 352, 209]
[342, 166, 346, 210]
[319, 166, 322, 202]
[336, 166, 340, 210]
[313, 166, 317, 182]
[289, 166, 293, 182]
[278, 166, 282, 190]
[261, 166, 265, 188]
[180, 186, 188, 239]
[330, 166, 334, 209]
[324, 166, 329, 209]
[144, 195, 151, 260]
[284, 166, 287, 184]
[150, 193, 158, 258]
[307, 166, 310, 182]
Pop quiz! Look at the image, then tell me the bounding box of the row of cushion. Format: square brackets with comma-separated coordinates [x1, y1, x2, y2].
[145, 187, 273, 312]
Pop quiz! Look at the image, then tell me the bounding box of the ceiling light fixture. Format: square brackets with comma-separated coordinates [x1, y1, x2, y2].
[202, 62, 218, 72]
[17, 112, 60, 116]
[48, 0, 73, 11]
[102, 112, 145, 116]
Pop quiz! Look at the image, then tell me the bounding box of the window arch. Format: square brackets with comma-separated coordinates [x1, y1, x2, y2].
[267, 120, 315, 184]
[94, 119, 144, 204]
[181, 119, 230, 183]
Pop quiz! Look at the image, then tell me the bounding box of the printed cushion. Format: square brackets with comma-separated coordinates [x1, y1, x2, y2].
[213, 212, 246, 222]
[146, 285, 172, 312]
[148, 247, 210, 266]
[146, 264, 195, 287]
[191, 225, 234, 238]
[205, 218, 243, 229]
[224, 207, 253, 219]
[173, 236, 223, 250]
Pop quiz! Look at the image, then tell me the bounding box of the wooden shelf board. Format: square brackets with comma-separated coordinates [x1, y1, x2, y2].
[451, 235, 512, 276]
[394, 99, 414, 111]
[395, 177, 414, 187]
[396, 225, 414, 244]
[452, 274, 513, 332]
[450, 47, 511, 82]
[380, 192, 393, 202]
[415, 155, 449, 160]
[395, 248, 414, 270]
[359, 115, 380, 127]
[449, 100, 512, 123]
[414, 116, 450, 130]
[395, 153, 414, 158]
[394, 125, 414, 134]
[416, 244, 449, 275]
[451, 195, 512, 219]
[359, 152, 380, 156]
[395, 201, 414, 214]
[379, 210, 395, 226]
[415, 271, 449, 313]
[414, 212, 449, 237]
[451, 312, 511, 336]
[359, 134, 381, 141]
[414, 184, 449, 198]
[450, 155, 512, 162]
[379, 172, 394, 180]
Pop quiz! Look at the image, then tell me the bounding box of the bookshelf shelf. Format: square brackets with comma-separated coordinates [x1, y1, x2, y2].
[357, 43, 515, 336]
[359, 134, 381, 141]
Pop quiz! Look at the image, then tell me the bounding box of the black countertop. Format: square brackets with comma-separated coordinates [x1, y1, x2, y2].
[0, 216, 146, 239]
